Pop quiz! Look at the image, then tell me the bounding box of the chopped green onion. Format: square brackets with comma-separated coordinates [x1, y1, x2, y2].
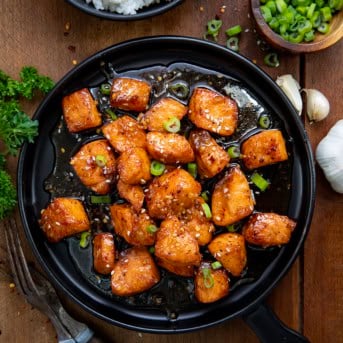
[205, 19, 223, 40]
[288, 31, 304, 43]
[320, 6, 332, 21]
[297, 20, 313, 34]
[227, 145, 241, 159]
[227, 224, 238, 232]
[258, 114, 271, 129]
[251, 172, 270, 192]
[315, 0, 325, 7]
[90, 195, 111, 204]
[304, 29, 315, 41]
[225, 25, 242, 37]
[264, 52, 280, 67]
[306, 3, 316, 18]
[105, 108, 117, 120]
[150, 160, 165, 176]
[95, 154, 107, 167]
[261, 5, 273, 22]
[201, 203, 212, 219]
[169, 82, 190, 100]
[226, 37, 240, 52]
[187, 163, 197, 178]
[266, 1, 277, 15]
[317, 22, 330, 33]
[202, 268, 214, 288]
[79, 232, 91, 248]
[100, 83, 111, 95]
[146, 224, 159, 234]
[148, 246, 155, 254]
[269, 17, 280, 30]
[163, 116, 181, 133]
[211, 261, 222, 270]
[201, 191, 209, 202]
[276, 0, 288, 13]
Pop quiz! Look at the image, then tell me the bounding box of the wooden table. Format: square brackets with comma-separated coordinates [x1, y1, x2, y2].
[0, 1, 342, 342]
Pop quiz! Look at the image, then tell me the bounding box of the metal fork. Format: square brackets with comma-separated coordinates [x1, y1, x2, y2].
[3, 217, 104, 343]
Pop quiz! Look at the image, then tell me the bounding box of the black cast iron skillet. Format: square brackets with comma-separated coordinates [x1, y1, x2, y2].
[65, 0, 184, 21]
[17, 36, 315, 342]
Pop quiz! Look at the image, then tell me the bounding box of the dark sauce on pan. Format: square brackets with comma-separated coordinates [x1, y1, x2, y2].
[44, 62, 292, 317]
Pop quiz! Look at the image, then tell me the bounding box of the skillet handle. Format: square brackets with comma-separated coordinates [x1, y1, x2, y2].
[242, 303, 310, 343]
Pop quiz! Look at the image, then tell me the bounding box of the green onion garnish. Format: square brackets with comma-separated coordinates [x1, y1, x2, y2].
[148, 246, 155, 254]
[146, 224, 159, 234]
[205, 19, 223, 41]
[227, 145, 241, 159]
[79, 232, 90, 248]
[258, 114, 271, 129]
[169, 82, 190, 100]
[95, 154, 107, 167]
[264, 52, 280, 68]
[227, 224, 239, 232]
[105, 108, 118, 120]
[226, 37, 240, 52]
[100, 83, 111, 95]
[150, 160, 166, 176]
[317, 22, 330, 33]
[202, 268, 214, 288]
[163, 116, 181, 133]
[201, 191, 209, 202]
[90, 195, 111, 204]
[201, 203, 212, 219]
[187, 163, 197, 178]
[211, 261, 222, 270]
[251, 172, 270, 192]
[225, 25, 242, 36]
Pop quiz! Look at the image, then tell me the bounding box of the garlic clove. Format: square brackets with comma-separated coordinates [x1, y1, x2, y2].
[304, 89, 330, 123]
[315, 120, 343, 194]
[276, 74, 303, 116]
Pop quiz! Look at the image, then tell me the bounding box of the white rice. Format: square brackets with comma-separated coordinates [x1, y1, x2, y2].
[85, 0, 162, 15]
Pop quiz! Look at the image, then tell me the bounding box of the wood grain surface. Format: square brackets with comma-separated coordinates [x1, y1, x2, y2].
[0, 1, 342, 342]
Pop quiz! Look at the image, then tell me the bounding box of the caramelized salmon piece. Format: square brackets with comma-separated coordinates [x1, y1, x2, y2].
[146, 169, 201, 219]
[212, 166, 254, 226]
[110, 77, 151, 112]
[189, 129, 229, 178]
[62, 88, 102, 133]
[188, 87, 238, 136]
[117, 147, 151, 185]
[93, 233, 115, 275]
[241, 130, 288, 170]
[155, 217, 201, 272]
[146, 132, 194, 164]
[194, 262, 229, 303]
[111, 246, 160, 296]
[117, 180, 144, 211]
[39, 198, 90, 243]
[180, 197, 215, 246]
[208, 233, 247, 277]
[138, 97, 188, 132]
[243, 212, 296, 247]
[156, 258, 195, 277]
[102, 115, 146, 153]
[70, 139, 116, 194]
[110, 204, 156, 246]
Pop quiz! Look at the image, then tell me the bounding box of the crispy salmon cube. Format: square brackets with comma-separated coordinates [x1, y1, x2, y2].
[70, 139, 116, 194]
[110, 204, 156, 246]
[102, 115, 146, 153]
[241, 130, 288, 170]
[208, 233, 247, 277]
[93, 233, 115, 275]
[155, 217, 201, 267]
[62, 88, 102, 133]
[117, 147, 151, 185]
[194, 262, 229, 303]
[117, 180, 144, 211]
[212, 166, 254, 226]
[146, 132, 194, 164]
[146, 169, 201, 219]
[40, 198, 90, 243]
[156, 258, 195, 277]
[180, 197, 215, 246]
[188, 88, 238, 136]
[189, 129, 229, 178]
[111, 246, 160, 296]
[243, 212, 296, 247]
[138, 97, 188, 132]
[110, 77, 151, 112]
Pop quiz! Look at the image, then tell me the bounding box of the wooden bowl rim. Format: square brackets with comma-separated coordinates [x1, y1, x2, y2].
[250, 0, 343, 53]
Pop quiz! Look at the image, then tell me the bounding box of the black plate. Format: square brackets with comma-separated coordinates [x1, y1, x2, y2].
[65, 0, 183, 21]
[17, 36, 315, 334]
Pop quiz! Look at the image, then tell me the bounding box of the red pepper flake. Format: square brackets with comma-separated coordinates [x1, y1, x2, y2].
[72, 60, 78, 65]
[220, 5, 226, 13]
[68, 45, 76, 53]
[199, 6, 204, 12]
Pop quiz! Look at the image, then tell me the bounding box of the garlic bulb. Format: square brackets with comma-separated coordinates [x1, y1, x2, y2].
[304, 89, 330, 122]
[316, 120, 343, 194]
[276, 74, 303, 115]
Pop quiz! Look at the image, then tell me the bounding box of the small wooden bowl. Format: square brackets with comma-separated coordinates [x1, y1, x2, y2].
[250, 0, 343, 53]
